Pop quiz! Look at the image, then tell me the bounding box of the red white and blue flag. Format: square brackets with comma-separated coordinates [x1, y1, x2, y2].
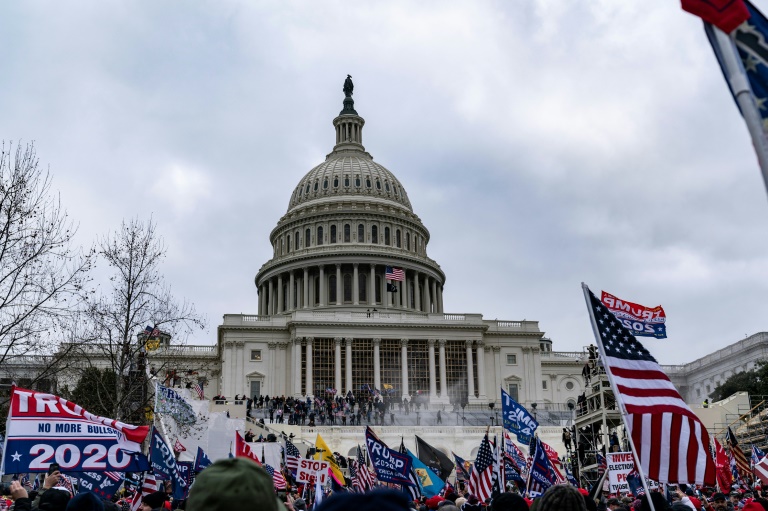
[385, 266, 405, 281]
[469, 433, 494, 502]
[584, 286, 716, 485]
[265, 464, 287, 490]
[600, 291, 666, 339]
[191, 383, 204, 400]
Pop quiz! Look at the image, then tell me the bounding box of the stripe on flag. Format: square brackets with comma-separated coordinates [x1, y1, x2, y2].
[385, 266, 405, 281]
[469, 433, 494, 502]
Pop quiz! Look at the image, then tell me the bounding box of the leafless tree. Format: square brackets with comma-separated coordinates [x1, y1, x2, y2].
[0, 142, 93, 397]
[74, 217, 207, 422]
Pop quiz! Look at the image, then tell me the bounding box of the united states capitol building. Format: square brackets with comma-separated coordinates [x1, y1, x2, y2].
[215, 80, 587, 412]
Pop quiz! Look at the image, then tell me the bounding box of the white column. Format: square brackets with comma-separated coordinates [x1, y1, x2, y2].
[428, 339, 437, 400]
[336, 264, 342, 305]
[402, 273, 409, 309]
[414, 273, 421, 312]
[277, 274, 284, 314]
[268, 342, 277, 396]
[466, 340, 475, 400]
[258, 286, 264, 315]
[293, 337, 302, 397]
[423, 276, 432, 313]
[288, 271, 295, 311]
[438, 339, 448, 402]
[345, 337, 353, 394]
[401, 338, 409, 397]
[383, 274, 390, 307]
[437, 285, 443, 313]
[319, 266, 326, 306]
[373, 338, 381, 390]
[369, 264, 376, 305]
[431, 279, 437, 313]
[477, 340, 487, 400]
[303, 268, 309, 309]
[306, 338, 314, 397]
[353, 264, 359, 305]
[278, 342, 288, 396]
[334, 337, 342, 393]
[493, 346, 501, 403]
[268, 279, 275, 315]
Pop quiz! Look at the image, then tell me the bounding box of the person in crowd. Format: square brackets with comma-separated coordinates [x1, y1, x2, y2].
[536, 485, 586, 511]
[562, 428, 572, 451]
[489, 492, 529, 511]
[187, 457, 287, 511]
[461, 495, 482, 511]
[314, 489, 410, 511]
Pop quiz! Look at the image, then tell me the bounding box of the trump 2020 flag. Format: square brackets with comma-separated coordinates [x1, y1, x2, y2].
[582, 283, 716, 485]
[1, 386, 150, 473]
[194, 447, 212, 472]
[501, 388, 538, 444]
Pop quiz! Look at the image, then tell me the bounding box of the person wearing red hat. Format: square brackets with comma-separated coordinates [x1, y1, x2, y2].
[426, 496, 445, 510]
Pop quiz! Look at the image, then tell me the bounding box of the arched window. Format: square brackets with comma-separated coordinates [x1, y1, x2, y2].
[305, 228, 311, 248]
[317, 226, 324, 245]
[323, 178, 328, 189]
[305, 183, 310, 194]
[330, 225, 337, 244]
[359, 274, 367, 303]
[343, 274, 352, 302]
[329, 275, 337, 303]
[314, 181, 319, 191]
[358, 224, 364, 242]
[355, 176, 361, 187]
[333, 177, 339, 188]
[396, 229, 401, 248]
[384, 227, 390, 246]
[287, 234, 291, 252]
[406, 232, 411, 251]
[376, 179, 381, 190]
[371, 225, 378, 244]
[375, 276, 382, 303]
[295, 230, 300, 249]
[344, 175, 350, 187]
[366, 177, 372, 188]
[385, 181, 390, 192]
[344, 224, 351, 243]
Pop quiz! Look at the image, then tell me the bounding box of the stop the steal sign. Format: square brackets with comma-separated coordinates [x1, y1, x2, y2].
[296, 459, 329, 484]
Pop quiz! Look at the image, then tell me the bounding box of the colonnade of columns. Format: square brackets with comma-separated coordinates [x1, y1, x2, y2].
[258, 264, 444, 316]
[290, 337, 488, 402]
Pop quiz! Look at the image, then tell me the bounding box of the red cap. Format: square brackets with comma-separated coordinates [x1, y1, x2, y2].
[578, 488, 589, 496]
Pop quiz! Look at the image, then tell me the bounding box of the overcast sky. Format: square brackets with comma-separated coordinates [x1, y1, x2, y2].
[2, 1, 766, 365]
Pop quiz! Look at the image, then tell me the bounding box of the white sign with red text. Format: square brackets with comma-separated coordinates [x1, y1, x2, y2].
[296, 459, 329, 484]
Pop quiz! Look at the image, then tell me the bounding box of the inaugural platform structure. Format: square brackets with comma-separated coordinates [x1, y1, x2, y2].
[216, 79, 586, 409]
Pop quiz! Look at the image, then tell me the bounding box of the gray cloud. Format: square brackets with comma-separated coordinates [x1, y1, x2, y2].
[1, 1, 766, 364]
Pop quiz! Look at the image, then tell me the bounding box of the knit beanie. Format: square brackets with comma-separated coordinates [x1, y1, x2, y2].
[39, 489, 73, 511]
[315, 489, 411, 511]
[65, 492, 105, 511]
[538, 485, 587, 511]
[490, 492, 529, 511]
[187, 458, 287, 511]
[141, 492, 167, 510]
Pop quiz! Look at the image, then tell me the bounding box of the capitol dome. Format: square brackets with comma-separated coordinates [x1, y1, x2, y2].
[254, 78, 445, 316]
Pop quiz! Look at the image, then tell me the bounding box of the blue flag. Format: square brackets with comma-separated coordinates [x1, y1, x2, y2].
[364, 427, 414, 485]
[501, 388, 538, 444]
[77, 471, 122, 500]
[149, 428, 188, 500]
[528, 437, 558, 496]
[406, 448, 444, 498]
[194, 447, 213, 472]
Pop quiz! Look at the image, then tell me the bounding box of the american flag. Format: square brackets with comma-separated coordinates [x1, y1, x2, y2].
[584, 287, 716, 485]
[130, 473, 157, 511]
[399, 440, 421, 501]
[753, 445, 765, 467]
[540, 440, 565, 483]
[285, 439, 302, 473]
[192, 383, 204, 400]
[469, 433, 494, 502]
[596, 453, 607, 477]
[453, 452, 471, 481]
[755, 454, 768, 486]
[265, 464, 287, 490]
[503, 434, 528, 478]
[352, 445, 375, 492]
[727, 427, 751, 478]
[385, 266, 405, 281]
[57, 473, 76, 494]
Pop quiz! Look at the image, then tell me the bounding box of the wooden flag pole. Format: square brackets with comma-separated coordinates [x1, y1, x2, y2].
[581, 283, 656, 511]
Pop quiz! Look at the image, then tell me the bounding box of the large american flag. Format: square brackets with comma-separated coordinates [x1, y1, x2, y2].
[284, 439, 302, 473]
[385, 266, 405, 281]
[192, 383, 204, 400]
[469, 433, 494, 502]
[726, 427, 751, 478]
[584, 287, 716, 485]
[754, 454, 768, 486]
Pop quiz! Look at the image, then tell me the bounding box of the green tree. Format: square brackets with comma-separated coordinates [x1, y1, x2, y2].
[68, 367, 118, 418]
[711, 360, 768, 401]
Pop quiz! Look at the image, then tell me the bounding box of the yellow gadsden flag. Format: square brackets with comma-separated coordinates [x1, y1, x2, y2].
[315, 433, 345, 485]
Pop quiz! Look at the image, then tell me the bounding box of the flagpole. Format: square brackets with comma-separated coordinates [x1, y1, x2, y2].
[709, 23, 768, 199]
[581, 283, 656, 511]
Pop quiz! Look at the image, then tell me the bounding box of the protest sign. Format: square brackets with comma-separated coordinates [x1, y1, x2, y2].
[607, 452, 635, 493]
[296, 459, 329, 484]
[1, 386, 149, 473]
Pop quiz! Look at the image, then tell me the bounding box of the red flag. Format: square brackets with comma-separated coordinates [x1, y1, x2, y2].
[173, 439, 186, 453]
[585, 288, 716, 485]
[235, 431, 262, 465]
[755, 454, 768, 486]
[714, 438, 733, 492]
[681, 0, 750, 33]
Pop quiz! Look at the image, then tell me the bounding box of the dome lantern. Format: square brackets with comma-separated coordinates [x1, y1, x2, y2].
[331, 75, 366, 156]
